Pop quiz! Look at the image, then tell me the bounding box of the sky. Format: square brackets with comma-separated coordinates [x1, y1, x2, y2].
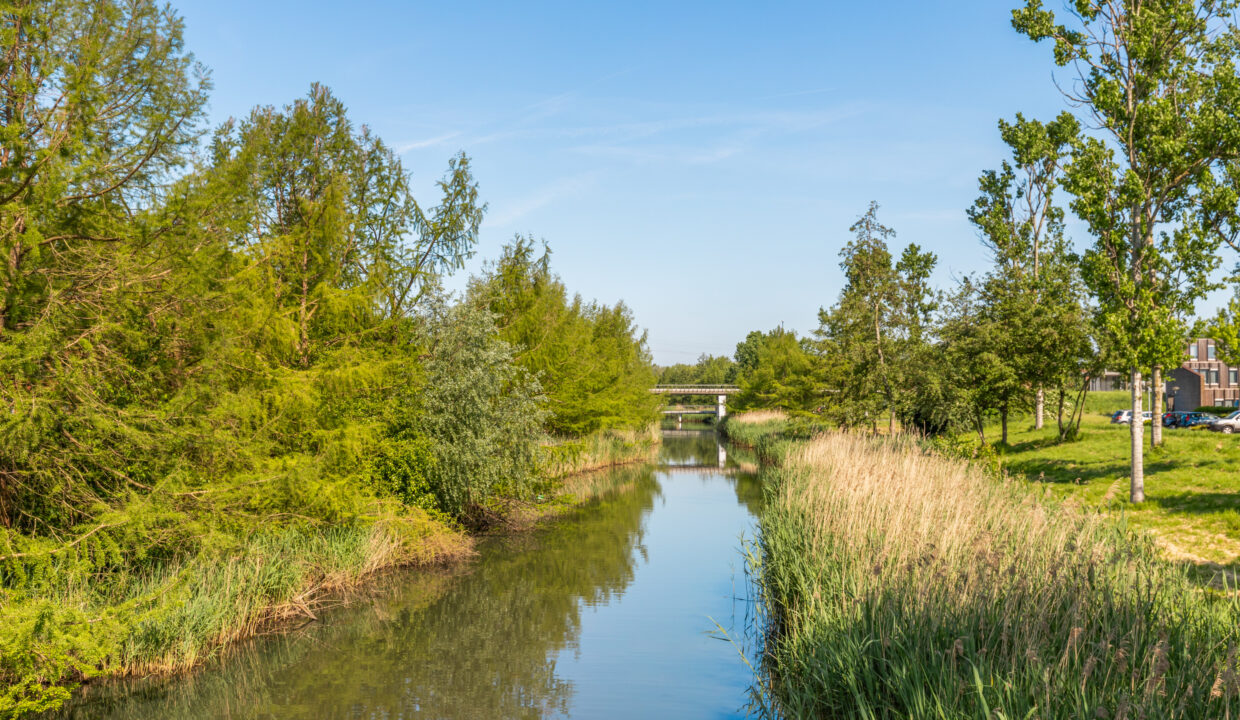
[172, 1, 1139, 365]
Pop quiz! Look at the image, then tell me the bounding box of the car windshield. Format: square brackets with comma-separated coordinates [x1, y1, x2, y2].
[1227, 411, 1240, 420]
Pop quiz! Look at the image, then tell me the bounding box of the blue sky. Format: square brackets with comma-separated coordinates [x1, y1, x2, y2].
[174, 1, 1092, 364]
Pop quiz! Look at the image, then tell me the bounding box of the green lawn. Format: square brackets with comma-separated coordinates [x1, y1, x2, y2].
[995, 391, 1240, 572]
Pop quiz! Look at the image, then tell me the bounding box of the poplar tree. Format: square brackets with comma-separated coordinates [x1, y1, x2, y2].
[1014, 0, 1240, 501]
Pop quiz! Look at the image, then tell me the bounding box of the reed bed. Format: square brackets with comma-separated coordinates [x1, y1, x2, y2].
[540, 426, 660, 479]
[730, 410, 791, 425]
[753, 432, 1240, 719]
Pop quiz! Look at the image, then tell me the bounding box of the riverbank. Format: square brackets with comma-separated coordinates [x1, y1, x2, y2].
[731, 416, 1240, 718]
[0, 427, 659, 719]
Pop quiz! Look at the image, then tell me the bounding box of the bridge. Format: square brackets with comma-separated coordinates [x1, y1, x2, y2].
[650, 385, 739, 423]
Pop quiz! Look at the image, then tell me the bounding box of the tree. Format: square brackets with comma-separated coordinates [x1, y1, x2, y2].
[1014, 0, 1240, 501]
[206, 84, 483, 366]
[816, 202, 937, 431]
[470, 236, 659, 436]
[968, 113, 1092, 437]
[731, 327, 820, 412]
[413, 297, 546, 518]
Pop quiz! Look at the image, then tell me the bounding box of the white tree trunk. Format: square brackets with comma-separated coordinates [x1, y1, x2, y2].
[1151, 366, 1163, 448]
[1034, 386, 1044, 430]
[1130, 369, 1145, 503]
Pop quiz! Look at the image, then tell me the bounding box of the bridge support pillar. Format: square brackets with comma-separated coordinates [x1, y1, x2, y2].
[717, 394, 727, 420]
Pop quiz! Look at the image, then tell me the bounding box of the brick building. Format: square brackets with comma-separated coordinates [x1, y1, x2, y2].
[1167, 338, 1240, 410]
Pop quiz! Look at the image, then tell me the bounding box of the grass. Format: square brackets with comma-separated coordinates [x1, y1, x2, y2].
[539, 425, 660, 479]
[752, 431, 1240, 719]
[994, 390, 1240, 573]
[0, 508, 469, 717]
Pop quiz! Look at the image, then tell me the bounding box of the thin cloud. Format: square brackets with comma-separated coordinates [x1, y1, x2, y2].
[483, 171, 602, 229]
[395, 132, 462, 153]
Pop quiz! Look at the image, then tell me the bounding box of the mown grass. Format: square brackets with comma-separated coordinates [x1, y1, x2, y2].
[994, 391, 1240, 572]
[752, 431, 1240, 719]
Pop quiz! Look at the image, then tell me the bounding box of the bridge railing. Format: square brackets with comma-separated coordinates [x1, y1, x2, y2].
[650, 385, 739, 394]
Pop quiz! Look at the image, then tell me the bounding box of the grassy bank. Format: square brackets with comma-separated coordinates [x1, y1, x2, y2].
[753, 430, 1240, 718]
[0, 507, 468, 718]
[540, 426, 661, 479]
[0, 427, 659, 718]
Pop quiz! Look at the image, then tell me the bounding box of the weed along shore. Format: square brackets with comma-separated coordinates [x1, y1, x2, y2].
[723, 414, 1240, 719]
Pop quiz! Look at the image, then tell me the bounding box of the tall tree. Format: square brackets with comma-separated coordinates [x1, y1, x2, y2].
[1014, 0, 1240, 501]
[470, 236, 659, 436]
[206, 85, 483, 366]
[968, 113, 1088, 435]
[816, 202, 937, 431]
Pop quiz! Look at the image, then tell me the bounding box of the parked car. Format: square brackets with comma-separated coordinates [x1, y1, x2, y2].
[1209, 411, 1240, 434]
[1181, 412, 1220, 428]
[1113, 410, 1153, 424]
[1162, 411, 1189, 427]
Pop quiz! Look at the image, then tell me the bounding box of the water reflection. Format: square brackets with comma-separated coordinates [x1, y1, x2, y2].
[53, 432, 760, 719]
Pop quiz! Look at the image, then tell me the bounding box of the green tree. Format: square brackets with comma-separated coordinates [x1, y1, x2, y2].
[968, 113, 1094, 443]
[731, 327, 819, 412]
[816, 203, 937, 431]
[415, 297, 546, 518]
[1014, 0, 1240, 500]
[470, 237, 659, 436]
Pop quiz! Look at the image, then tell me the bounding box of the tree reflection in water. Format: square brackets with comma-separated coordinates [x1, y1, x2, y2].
[53, 433, 762, 720]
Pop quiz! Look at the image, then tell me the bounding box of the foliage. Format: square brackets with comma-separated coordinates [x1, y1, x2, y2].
[0, 4, 629, 711]
[415, 297, 547, 518]
[470, 237, 659, 436]
[1014, 0, 1240, 500]
[657, 354, 736, 386]
[730, 328, 821, 412]
[814, 202, 937, 429]
[964, 113, 1095, 442]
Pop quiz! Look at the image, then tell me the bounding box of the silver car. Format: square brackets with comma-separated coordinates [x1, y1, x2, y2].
[1209, 411, 1240, 434]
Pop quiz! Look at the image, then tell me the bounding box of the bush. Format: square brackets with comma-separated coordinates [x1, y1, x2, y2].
[1195, 405, 1238, 414]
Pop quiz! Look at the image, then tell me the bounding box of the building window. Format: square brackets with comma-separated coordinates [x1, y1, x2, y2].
[1231, 369, 1238, 385]
[1209, 369, 1220, 385]
[1209, 343, 1217, 360]
[1190, 343, 1199, 359]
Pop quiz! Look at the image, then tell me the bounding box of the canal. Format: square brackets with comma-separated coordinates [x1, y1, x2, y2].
[55, 429, 763, 719]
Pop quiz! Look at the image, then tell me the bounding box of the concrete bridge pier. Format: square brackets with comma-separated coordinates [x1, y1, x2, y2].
[716, 395, 727, 420]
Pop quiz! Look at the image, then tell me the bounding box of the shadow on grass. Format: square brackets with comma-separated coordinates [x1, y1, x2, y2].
[1002, 455, 1178, 486]
[1147, 491, 1240, 517]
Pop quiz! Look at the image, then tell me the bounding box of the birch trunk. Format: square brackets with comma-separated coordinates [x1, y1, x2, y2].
[1151, 365, 1163, 448]
[1130, 368, 1145, 503]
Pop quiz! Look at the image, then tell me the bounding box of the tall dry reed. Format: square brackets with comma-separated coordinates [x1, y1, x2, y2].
[754, 432, 1240, 718]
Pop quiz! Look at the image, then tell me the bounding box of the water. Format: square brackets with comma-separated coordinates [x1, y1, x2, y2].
[56, 430, 763, 719]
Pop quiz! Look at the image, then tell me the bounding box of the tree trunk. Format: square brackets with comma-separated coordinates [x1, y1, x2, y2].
[888, 408, 895, 435]
[1130, 368, 1145, 503]
[1035, 386, 1044, 430]
[1056, 383, 1066, 438]
[1151, 365, 1163, 448]
[976, 412, 986, 444]
[1001, 405, 1009, 445]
